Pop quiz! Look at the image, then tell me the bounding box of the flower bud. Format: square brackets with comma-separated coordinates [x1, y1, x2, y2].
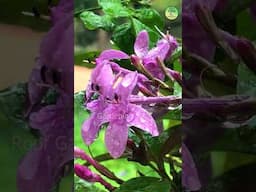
[130, 54, 141, 67]
[74, 164, 99, 182]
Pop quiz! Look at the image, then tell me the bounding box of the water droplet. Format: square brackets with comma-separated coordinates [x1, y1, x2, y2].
[114, 140, 120, 147]
[140, 117, 146, 123]
[122, 77, 132, 87]
[165, 7, 179, 20]
[126, 113, 134, 123]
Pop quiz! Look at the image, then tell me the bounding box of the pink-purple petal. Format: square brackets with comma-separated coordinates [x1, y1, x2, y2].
[82, 111, 107, 145]
[91, 61, 115, 96]
[182, 144, 202, 191]
[134, 30, 149, 58]
[105, 120, 129, 158]
[127, 104, 159, 136]
[116, 72, 138, 101]
[143, 40, 170, 64]
[98, 49, 129, 61]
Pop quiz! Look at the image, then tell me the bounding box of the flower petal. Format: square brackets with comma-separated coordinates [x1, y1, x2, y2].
[29, 105, 57, 133]
[127, 104, 159, 136]
[157, 35, 178, 59]
[91, 61, 115, 96]
[116, 72, 138, 101]
[86, 99, 104, 112]
[105, 120, 128, 158]
[134, 30, 149, 58]
[17, 146, 52, 192]
[82, 111, 107, 145]
[98, 49, 129, 61]
[182, 144, 201, 191]
[143, 40, 170, 64]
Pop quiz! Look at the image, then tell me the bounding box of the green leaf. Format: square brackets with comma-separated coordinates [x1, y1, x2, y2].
[132, 18, 160, 47]
[0, 83, 27, 124]
[134, 8, 164, 30]
[80, 11, 114, 30]
[112, 22, 135, 54]
[211, 151, 256, 178]
[0, 84, 37, 191]
[75, 51, 100, 68]
[237, 9, 256, 41]
[237, 63, 256, 96]
[173, 82, 181, 97]
[0, 0, 51, 31]
[74, 91, 88, 119]
[75, 175, 106, 192]
[114, 177, 171, 192]
[98, 0, 132, 18]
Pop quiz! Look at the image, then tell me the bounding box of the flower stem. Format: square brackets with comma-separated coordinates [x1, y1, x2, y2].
[98, 177, 116, 191]
[132, 59, 173, 92]
[74, 147, 124, 184]
[129, 96, 181, 105]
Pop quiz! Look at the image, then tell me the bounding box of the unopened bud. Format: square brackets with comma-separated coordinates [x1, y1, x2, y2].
[74, 164, 99, 182]
[130, 54, 141, 67]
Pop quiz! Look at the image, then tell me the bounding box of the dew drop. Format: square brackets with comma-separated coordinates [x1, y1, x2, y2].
[122, 77, 133, 87]
[140, 117, 146, 123]
[165, 7, 179, 20]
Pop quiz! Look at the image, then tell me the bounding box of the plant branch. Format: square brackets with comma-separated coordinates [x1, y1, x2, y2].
[75, 147, 124, 184]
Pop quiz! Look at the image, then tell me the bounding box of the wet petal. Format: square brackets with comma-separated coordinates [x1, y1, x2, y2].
[144, 62, 165, 80]
[86, 99, 104, 112]
[158, 35, 178, 59]
[98, 49, 129, 61]
[105, 120, 128, 158]
[91, 61, 115, 96]
[82, 112, 107, 145]
[116, 72, 138, 101]
[127, 104, 159, 136]
[143, 40, 170, 65]
[134, 30, 149, 58]
[29, 105, 57, 133]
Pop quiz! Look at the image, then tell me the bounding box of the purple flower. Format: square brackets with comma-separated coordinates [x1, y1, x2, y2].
[18, 1, 73, 191]
[50, 0, 73, 24]
[182, 12, 216, 61]
[17, 95, 73, 192]
[82, 70, 159, 158]
[28, 7, 73, 108]
[86, 50, 129, 102]
[132, 30, 178, 79]
[221, 30, 256, 74]
[182, 143, 201, 191]
[104, 72, 159, 158]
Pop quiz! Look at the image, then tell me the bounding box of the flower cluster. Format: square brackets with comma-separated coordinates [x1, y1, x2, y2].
[17, 0, 73, 191]
[182, 0, 256, 191]
[82, 30, 180, 158]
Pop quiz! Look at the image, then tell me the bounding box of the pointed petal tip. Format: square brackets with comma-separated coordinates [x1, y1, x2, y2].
[134, 30, 149, 57]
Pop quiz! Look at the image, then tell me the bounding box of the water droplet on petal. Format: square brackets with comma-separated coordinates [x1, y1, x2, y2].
[140, 117, 146, 123]
[126, 113, 134, 123]
[122, 77, 133, 87]
[165, 7, 179, 20]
